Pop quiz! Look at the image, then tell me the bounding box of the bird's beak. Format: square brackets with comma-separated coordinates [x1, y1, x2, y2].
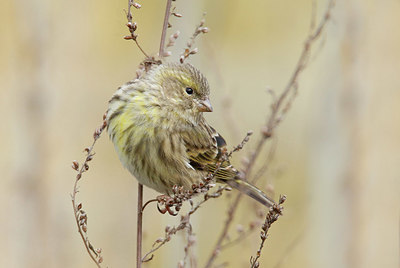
[198, 98, 213, 112]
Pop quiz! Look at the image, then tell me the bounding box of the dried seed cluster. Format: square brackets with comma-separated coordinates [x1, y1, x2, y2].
[124, 0, 142, 41]
[156, 177, 217, 216]
[250, 195, 286, 268]
[180, 17, 209, 63]
[71, 114, 107, 267]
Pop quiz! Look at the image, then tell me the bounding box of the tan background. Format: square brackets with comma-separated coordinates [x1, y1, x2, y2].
[1, 0, 399, 267]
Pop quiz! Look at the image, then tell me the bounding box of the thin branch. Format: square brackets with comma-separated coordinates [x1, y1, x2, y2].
[179, 15, 209, 63]
[181, 223, 196, 268]
[227, 131, 253, 158]
[159, 0, 173, 57]
[204, 1, 335, 266]
[137, 183, 143, 268]
[142, 214, 191, 262]
[141, 186, 227, 263]
[124, 0, 149, 58]
[71, 115, 107, 267]
[142, 198, 158, 211]
[245, 0, 335, 179]
[250, 196, 286, 268]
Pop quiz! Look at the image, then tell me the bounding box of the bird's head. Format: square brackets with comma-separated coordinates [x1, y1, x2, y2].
[149, 63, 213, 114]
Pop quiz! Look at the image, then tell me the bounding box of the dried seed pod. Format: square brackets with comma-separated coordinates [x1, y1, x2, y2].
[132, 2, 141, 9]
[172, 12, 182, 18]
[72, 160, 79, 171]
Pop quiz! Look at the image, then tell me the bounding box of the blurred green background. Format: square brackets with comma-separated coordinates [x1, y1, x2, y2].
[1, 0, 399, 267]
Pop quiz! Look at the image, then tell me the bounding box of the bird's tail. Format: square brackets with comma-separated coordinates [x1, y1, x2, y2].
[225, 178, 275, 208]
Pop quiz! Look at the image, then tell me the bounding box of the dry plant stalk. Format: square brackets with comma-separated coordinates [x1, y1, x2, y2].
[71, 114, 107, 267]
[142, 185, 228, 263]
[204, 1, 335, 267]
[250, 195, 286, 268]
[136, 183, 144, 268]
[180, 15, 209, 63]
[124, 0, 149, 58]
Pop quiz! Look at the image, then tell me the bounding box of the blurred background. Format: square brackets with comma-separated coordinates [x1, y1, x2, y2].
[1, 0, 399, 267]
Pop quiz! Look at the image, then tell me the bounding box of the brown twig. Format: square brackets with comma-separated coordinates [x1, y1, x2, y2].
[141, 186, 228, 263]
[137, 183, 143, 268]
[160, 5, 183, 58]
[250, 196, 286, 268]
[71, 115, 107, 267]
[179, 15, 209, 63]
[159, 0, 173, 58]
[142, 215, 190, 263]
[142, 198, 158, 211]
[124, 0, 149, 58]
[227, 131, 253, 158]
[204, 1, 335, 266]
[180, 223, 196, 268]
[246, 0, 335, 179]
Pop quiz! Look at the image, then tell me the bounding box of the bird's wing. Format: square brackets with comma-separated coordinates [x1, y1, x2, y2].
[182, 124, 275, 207]
[182, 124, 236, 180]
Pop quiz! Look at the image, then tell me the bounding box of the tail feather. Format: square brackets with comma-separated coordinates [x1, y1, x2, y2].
[225, 178, 275, 207]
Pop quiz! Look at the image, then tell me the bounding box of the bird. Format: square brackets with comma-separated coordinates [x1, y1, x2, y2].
[106, 62, 275, 207]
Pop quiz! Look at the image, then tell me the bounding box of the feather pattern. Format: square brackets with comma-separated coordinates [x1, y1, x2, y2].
[106, 62, 275, 207]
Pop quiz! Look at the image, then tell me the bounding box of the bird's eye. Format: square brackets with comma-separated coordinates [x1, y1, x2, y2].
[185, 87, 194, 95]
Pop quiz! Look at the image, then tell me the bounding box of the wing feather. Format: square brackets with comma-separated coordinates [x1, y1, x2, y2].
[182, 124, 236, 180]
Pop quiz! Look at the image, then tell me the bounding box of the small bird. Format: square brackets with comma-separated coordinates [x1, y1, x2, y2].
[106, 62, 274, 207]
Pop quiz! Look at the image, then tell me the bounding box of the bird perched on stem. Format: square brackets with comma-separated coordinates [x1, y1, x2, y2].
[106, 62, 275, 207]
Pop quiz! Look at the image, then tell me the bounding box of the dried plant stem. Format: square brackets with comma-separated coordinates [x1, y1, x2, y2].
[72, 139, 101, 268]
[248, 0, 335, 177]
[205, 1, 335, 266]
[142, 186, 227, 262]
[159, 0, 173, 57]
[125, 0, 149, 58]
[135, 39, 149, 58]
[137, 183, 143, 268]
[247, 0, 335, 179]
[179, 16, 208, 63]
[181, 223, 195, 267]
[250, 196, 286, 268]
[71, 117, 107, 267]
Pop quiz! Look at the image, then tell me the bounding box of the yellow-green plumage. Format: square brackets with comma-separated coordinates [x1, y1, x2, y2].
[106, 63, 274, 207]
